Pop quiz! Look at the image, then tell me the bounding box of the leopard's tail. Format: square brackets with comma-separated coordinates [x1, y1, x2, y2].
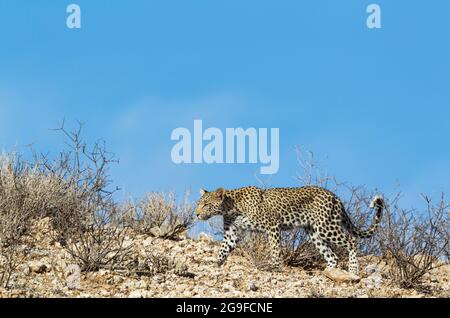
[345, 195, 384, 239]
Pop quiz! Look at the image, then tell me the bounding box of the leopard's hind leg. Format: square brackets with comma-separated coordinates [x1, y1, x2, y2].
[320, 227, 360, 276]
[267, 224, 283, 272]
[306, 228, 338, 269]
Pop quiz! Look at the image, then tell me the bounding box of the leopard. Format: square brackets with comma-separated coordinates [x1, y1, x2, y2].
[195, 186, 384, 276]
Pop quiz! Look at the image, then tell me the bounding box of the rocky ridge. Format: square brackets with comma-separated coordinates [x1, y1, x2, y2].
[1, 218, 448, 298]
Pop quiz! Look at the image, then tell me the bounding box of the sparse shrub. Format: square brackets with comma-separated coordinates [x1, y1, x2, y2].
[62, 222, 132, 272]
[378, 194, 449, 290]
[0, 153, 36, 288]
[0, 206, 28, 289]
[281, 229, 323, 269]
[39, 123, 132, 272]
[0, 122, 133, 274]
[235, 233, 273, 271]
[122, 191, 195, 240]
[0, 122, 196, 275]
[235, 230, 323, 271]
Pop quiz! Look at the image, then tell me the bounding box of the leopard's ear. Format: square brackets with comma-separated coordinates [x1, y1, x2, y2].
[215, 187, 226, 199]
[200, 188, 208, 196]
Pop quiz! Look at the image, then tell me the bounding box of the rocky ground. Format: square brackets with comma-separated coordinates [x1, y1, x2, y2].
[1, 218, 449, 298]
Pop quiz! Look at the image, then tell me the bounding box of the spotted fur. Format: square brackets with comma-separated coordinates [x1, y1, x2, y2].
[195, 186, 384, 275]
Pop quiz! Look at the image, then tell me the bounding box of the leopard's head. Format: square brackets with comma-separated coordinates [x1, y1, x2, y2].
[195, 188, 234, 220]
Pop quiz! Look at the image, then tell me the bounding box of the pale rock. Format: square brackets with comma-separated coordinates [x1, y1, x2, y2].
[152, 275, 165, 284]
[365, 264, 379, 275]
[28, 260, 51, 274]
[128, 290, 148, 298]
[66, 264, 81, 290]
[171, 245, 183, 253]
[440, 265, 450, 281]
[248, 281, 258, 292]
[323, 267, 361, 283]
[111, 275, 125, 285]
[54, 258, 68, 271]
[138, 280, 148, 289]
[123, 239, 134, 249]
[363, 272, 383, 289]
[223, 284, 234, 293]
[21, 264, 31, 276]
[149, 224, 173, 238]
[98, 269, 109, 276]
[310, 276, 325, 284]
[142, 238, 153, 247]
[28, 248, 50, 259]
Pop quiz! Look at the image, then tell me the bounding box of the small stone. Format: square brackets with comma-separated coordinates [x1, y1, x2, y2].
[28, 260, 51, 274]
[28, 248, 50, 259]
[128, 290, 146, 298]
[66, 264, 81, 290]
[362, 271, 383, 289]
[153, 275, 165, 284]
[223, 284, 233, 293]
[22, 265, 31, 276]
[138, 280, 148, 289]
[98, 269, 109, 276]
[248, 282, 258, 292]
[440, 265, 450, 277]
[113, 276, 125, 284]
[366, 264, 379, 275]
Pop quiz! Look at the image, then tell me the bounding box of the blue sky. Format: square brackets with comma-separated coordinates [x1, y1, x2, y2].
[0, 0, 449, 210]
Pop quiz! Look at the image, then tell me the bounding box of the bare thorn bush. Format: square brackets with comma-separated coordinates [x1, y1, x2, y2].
[234, 233, 273, 271]
[40, 123, 132, 272]
[122, 191, 195, 240]
[379, 194, 449, 290]
[281, 229, 323, 269]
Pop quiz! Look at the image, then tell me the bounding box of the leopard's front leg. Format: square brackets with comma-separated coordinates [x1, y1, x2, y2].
[217, 216, 239, 266]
